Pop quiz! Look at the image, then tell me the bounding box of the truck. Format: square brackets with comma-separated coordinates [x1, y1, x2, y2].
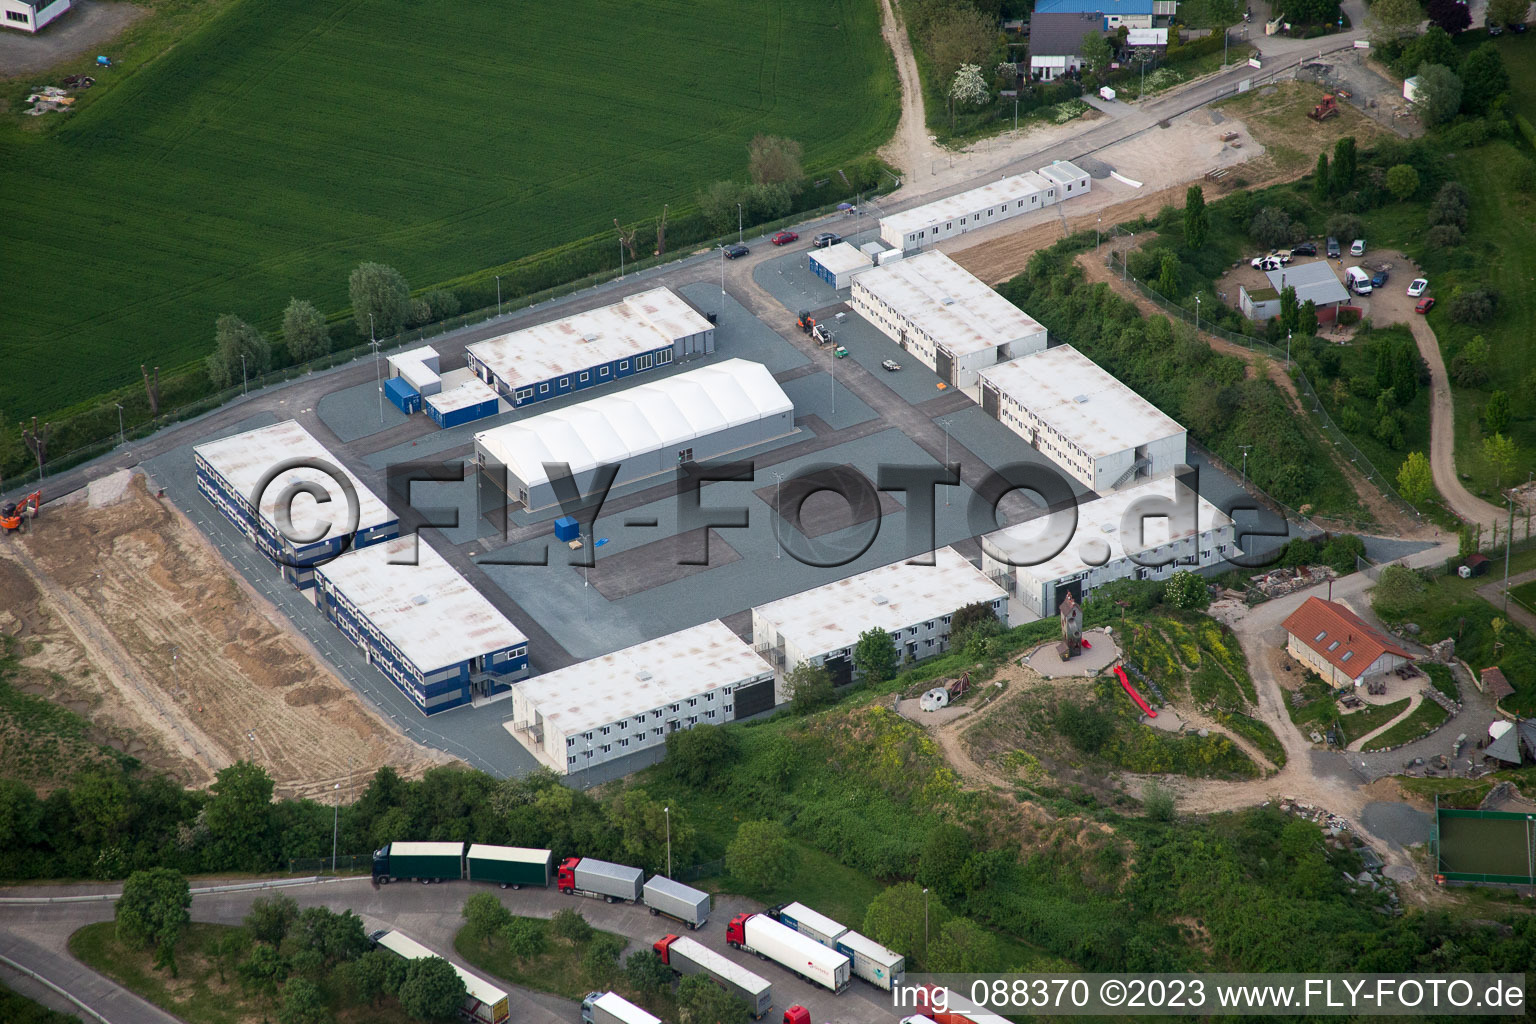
[557, 857, 644, 903]
[834, 929, 905, 991]
[643, 875, 711, 929]
[769, 902, 847, 949]
[372, 841, 465, 884]
[725, 912, 851, 993]
[370, 929, 510, 1024]
[466, 844, 551, 889]
[654, 935, 772, 1018]
[581, 991, 662, 1024]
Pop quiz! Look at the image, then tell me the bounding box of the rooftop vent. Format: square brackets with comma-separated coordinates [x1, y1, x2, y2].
[1074, 394, 1090, 403]
[872, 594, 889, 605]
[635, 670, 653, 681]
[941, 297, 956, 305]
[411, 594, 429, 605]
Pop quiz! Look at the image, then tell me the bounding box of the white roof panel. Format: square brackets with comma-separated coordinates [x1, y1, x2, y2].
[978, 345, 1185, 458]
[426, 377, 501, 415]
[193, 420, 396, 542]
[390, 841, 465, 857]
[753, 547, 1006, 659]
[810, 242, 874, 275]
[853, 251, 1047, 358]
[881, 175, 1045, 238]
[314, 536, 527, 673]
[467, 844, 550, 865]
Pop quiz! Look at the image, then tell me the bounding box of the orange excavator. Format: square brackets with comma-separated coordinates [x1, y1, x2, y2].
[1, 491, 40, 534]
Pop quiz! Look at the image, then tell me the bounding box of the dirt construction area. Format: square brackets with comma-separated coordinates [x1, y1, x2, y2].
[0, 473, 445, 798]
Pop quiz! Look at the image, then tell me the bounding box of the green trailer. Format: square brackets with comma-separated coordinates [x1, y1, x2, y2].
[466, 844, 552, 888]
[374, 841, 465, 883]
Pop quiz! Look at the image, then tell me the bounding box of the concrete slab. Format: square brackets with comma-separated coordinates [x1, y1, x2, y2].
[677, 282, 809, 374]
[317, 377, 411, 442]
[780, 371, 876, 430]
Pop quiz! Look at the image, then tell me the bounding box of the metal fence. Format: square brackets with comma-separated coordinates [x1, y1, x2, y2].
[286, 854, 371, 874]
[672, 858, 725, 884]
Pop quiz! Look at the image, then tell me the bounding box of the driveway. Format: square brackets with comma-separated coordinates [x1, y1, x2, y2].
[0, 1, 146, 79]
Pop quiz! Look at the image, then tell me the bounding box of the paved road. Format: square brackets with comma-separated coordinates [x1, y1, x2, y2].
[0, 878, 898, 1024]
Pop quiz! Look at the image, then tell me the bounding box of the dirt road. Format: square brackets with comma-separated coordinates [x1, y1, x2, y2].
[874, 0, 940, 188]
[1408, 313, 1505, 530]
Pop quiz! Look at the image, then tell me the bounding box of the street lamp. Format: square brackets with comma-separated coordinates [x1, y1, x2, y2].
[1195, 294, 1201, 332]
[1287, 329, 1292, 368]
[1238, 443, 1252, 487]
[923, 887, 930, 960]
[1124, 233, 1133, 281]
[773, 472, 784, 559]
[240, 352, 248, 396]
[1096, 215, 1102, 252]
[738, 203, 744, 245]
[720, 245, 726, 302]
[940, 418, 954, 506]
[115, 403, 125, 446]
[664, 806, 671, 878]
[495, 275, 503, 317]
[369, 312, 382, 423]
[331, 782, 341, 872]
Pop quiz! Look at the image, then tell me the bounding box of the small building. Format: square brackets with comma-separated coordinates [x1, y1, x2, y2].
[465, 288, 714, 409]
[313, 536, 529, 716]
[751, 546, 1008, 695]
[426, 377, 503, 429]
[809, 242, 874, 290]
[1028, 12, 1116, 79]
[982, 475, 1238, 618]
[1032, 0, 1169, 28]
[1265, 263, 1351, 316]
[2, 0, 71, 33]
[505, 620, 775, 774]
[1239, 284, 1282, 321]
[193, 420, 399, 591]
[878, 170, 1067, 250]
[475, 359, 793, 512]
[1281, 596, 1414, 689]
[1479, 666, 1514, 701]
[384, 346, 442, 415]
[978, 345, 1187, 492]
[1126, 26, 1169, 46]
[1403, 75, 1422, 104]
[1462, 553, 1492, 577]
[850, 251, 1048, 389]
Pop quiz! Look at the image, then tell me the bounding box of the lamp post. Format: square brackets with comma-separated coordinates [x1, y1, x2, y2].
[1287, 329, 1292, 368]
[1096, 215, 1102, 252]
[738, 204, 744, 245]
[923, 887, 930, 961]
[1195, 294, 1201, 332]
[1238, 444, 1252, 487]
[1124, 233, 1132, 280]
[369, 312, 382, 422]
[331, 782, 340, 872]
[495, 275, 503, 316]
[240, 352, 248, 396]
[115, 403, 125, 446]
[664, 806, 671, 878]
[940, 418, 954, 506]
[720, 245, 726, 302]
[773, 472, 784, 559]
[1504, 494, 1514, 615]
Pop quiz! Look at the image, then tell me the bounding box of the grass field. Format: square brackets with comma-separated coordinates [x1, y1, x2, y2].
[1361, 698, 1449, 751]
[0, 983, 79, 1024]
[0, 0, 897, 420]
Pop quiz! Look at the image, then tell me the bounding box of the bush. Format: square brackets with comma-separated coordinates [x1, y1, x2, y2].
[1249, 206, 1295, 248]
[1058, 701, 1113, 754]
[1448, 289, 1496, 324]
[549, 908, 593, 945]
[1425, 224, 1463, 249]
[1165, 570, 1209, 610]
[1325, 213, 1364, 244]
[581, 932, 625, 981]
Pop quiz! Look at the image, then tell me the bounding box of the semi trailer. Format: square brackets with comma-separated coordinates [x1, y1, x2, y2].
[643, 875, 711, 929]
[466, 844, 552, 888]
[654, 934, 772, 1018]
[581, 991, 662, 1024]
[370, 929, 510, 1024]
[557, 857, 644, 903]
[725, 912, 851, 993]
[372, 841, 466, 883]
[834, 930, 905, 991]
[769, 902, 847, 949]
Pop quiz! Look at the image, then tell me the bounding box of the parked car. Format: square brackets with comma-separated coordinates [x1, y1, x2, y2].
[1326, 237, 1341, 258]
[771, 231, 799, 246]
[1350, 239, 1366, 256]
[1251, 255, 1285, 271]
[812, 232, 842, 248]
[723, 243, 749, 259]
[1371, 269, 1390, 289]
[1512, 21, 1528, 32]
[1407, 278, 1428, 297]
[1416, 296, 1436, 314]
[1292, 241, 1318, 256]
[881, 359, 902, 372]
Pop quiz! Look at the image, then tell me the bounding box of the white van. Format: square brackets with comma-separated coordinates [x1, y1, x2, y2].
[1345, 266, 1372, 294]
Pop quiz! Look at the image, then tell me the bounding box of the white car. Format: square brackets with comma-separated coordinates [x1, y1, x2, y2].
[1251, 255, 1285, 271]
[1407, 278, 1429, 297]
[1350, 239, 1366, 256]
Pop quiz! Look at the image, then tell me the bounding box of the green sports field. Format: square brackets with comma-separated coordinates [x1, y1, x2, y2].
[0, 0, 897, 418]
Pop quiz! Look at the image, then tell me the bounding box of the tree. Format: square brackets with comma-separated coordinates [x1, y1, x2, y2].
[1331, 136, 1357, 194]
[1183, 185, 1208, 250]
[665, 723, 738, 788]
[277, 977, 328, 1024]
[286, 906, 367, 967]
[207, 314, 272, 389]
[582, 933, 625, 981]
[1486, 390, 1512, 435]
[864, 882, 948, 966]
[950, 63, 990, 110]
[116, 868, 191, 969]
[1427, 0, 1471, 32]
[1452, 335, 1490, 387]
[927, 6, 996, 90]
[1489, 0, 1531, 26]
[853, 627, 898, 682]
[927, 917, 998, 972]
[245, 892, 299, 947]
[1449, 290, 1495, 324]
[1460, 43, 1509, 115]
[1391, 338, 1420, 401]
[1386, 164, 1420, 201]
[463, 891, 512, 939]
[1080, 30, 1113, 74]
[549, 908, 593, 946]
[1483, 433, 1518, 488]
[1324, 213, 1364, 246]
[1142, 781, 1176, 821]
[423, 288, 461, 321]
[1165, 570, 1209, 609]
[282, 298, 330, 363]
[698, 180, 748, 235]
[1396, 451, 1434, 505]
[348, 262, 412, 338]
[747, 135, 804, 188]
[502, 917, 547, 960]
[624, 950, 673, 995]
[337, 950, 396, 1006]
[1372, 564, 1427, 619]
[237, 942, 288, 1005]
[1430, 181, 1470, 229]
[1156, 251, 1181, 297]
[1368, 0, 1424, 41]
[204, 760, 276, 871]
[1249, 206, 1294, 248]
[1411, 63, 1463, 126]
[1300, 299, 1319, 336]
[725, 820, 796, 890]
[677, 974, 752, 1024]
[1279, 285, 1300, 334]
[786, 662, 835, 713]
[607, 787, 695, 873]
[398, 957, 466, 1022]
[917, 823, 973, 904]
[1312, 152, 1330, 204]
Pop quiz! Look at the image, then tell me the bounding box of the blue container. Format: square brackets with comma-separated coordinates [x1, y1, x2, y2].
[384, 377, 421, 415]
[553, 516, 580, 542]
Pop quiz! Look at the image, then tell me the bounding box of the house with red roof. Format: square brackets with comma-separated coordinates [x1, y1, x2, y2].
[1281, 596, 1414, 689]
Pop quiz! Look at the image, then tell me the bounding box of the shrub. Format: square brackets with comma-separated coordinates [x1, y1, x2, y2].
[1425, 224, 1463, 249]
[1449, 289, 1495, 324]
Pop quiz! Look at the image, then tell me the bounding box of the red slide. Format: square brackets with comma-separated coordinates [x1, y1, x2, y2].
[1080, 638, 1092, 650]
[1115, 666, 1157, 718]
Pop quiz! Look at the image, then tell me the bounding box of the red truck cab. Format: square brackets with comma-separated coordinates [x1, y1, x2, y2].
[653, 934, 679, 963]
[725, 912, 751, 947]
[556, 857, 580, 892]
[782, 1007, 810, 1024]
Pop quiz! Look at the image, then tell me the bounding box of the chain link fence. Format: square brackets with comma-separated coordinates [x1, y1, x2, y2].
[285, 854, 372, 874]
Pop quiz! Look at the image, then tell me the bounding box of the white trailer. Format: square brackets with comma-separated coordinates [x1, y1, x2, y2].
[771, 902, 847, 949]
[643, 875, 711, 929]
[726, 913, 851, 993]
[834, 930, 906, 991]
[582, 991, 661, 1024]
[654, 934, 773, 1018]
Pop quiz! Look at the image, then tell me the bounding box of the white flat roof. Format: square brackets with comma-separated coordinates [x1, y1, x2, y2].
[810, 242, 874, 275]
[390, 841, 464, 857]
[983, 475, 1233, 583]
[979, 345, 1184, 458]
[753, 547, 1006, 658]
[467, 844, 550, 865]
[881, 174, 1044, 237]
[780, 902, 846, 938]
[466, 287, 711, 388]
[476, 359, 791, 489]
[508, 620, 770, 736]
[193, 420, 396, 541]
[427, 377, 501, 415]
[387, 345, 439, 372]
[314, 536, 527, 673]
[854, 251, 1046, 357]
[375, 931, 505, 1008]
[1039, 159, 1089, 185]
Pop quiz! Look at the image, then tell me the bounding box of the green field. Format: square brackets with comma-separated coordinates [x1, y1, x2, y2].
[0, 0, 897, 419]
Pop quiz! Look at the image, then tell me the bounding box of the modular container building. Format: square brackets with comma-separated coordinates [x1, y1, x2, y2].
[427, 377, 503, 428]
[583, 992, 661, 1024]
[193, 420, 399, 592]
[808, 242, 874, 289]
[878, 172, 1061, 251]
[643, 875, 711, 929]
[835, 930, 906, 991]
[752, 547, 1007, 699]
[977, 345, 1187, 493]
[505, 620, 775, 774]
[373, 841, 466, 882]
[980, 474, 1239, 618]
[725, 913, 851, 993]
[1, 0, 72, 34]
[558, 857, 645, 902]
[850, 251, 1048, 389]
[384, 376, 422, 415]
[465, 287, 714, 409]
[387, 346, 443, 395]
[466, 844, 552, 888]
[772, 902, 847, 949]
[313, 535, 529, 715]
[654, 935, 773, 1017]
[372, 929, 509, 1024]
[1036, 159, 1092, 197]
[475, 359, 793, 512]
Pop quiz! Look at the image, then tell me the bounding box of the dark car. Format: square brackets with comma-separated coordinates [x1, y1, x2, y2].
[723, 243, 749, 259]
[813, 232, 842, 248]
[1292, 241, 1317, 256]
[1416, 296, 1436, 314]
[771, 231, 799, 246]
[1325, 236, 1341, 258]
[1371, 269, 1390, 288]
[1512, 21, 1528, 31]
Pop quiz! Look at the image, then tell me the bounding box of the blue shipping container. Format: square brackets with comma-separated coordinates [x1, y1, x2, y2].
[384, 377, 421, 415]
[553, 516, 580, 542]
